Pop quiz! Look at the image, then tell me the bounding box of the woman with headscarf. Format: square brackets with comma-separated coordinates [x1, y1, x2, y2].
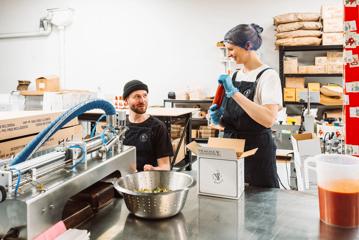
[209, 24, 282, 188]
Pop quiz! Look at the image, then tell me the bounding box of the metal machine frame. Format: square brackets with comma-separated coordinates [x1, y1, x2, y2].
[0, 110, 135, 239]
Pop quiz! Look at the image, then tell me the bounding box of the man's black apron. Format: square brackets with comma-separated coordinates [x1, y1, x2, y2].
[221, 68, 279, 188]
[123, 125, 157, 172]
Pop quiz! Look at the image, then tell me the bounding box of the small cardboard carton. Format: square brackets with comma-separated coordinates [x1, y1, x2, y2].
[36, 75, 60, 92]
[187, 137, 257, 199]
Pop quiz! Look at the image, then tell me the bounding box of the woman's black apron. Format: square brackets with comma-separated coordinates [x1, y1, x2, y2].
[221, 68, 279, 188]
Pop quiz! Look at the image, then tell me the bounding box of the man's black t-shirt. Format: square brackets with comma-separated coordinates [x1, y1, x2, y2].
[124, 115, 174, 171]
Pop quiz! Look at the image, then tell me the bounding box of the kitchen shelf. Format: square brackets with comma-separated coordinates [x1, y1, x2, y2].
[284, 101, 343, 108]
[279, 45, 344, 109]
[163, 99, 212, 105]
[284, 73, 342, 77]
[191, 137, 209, 142]
[280, 45, 343, 52]
[192, 118, 208, 124]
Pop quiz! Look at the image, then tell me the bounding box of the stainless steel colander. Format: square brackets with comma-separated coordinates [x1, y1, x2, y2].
[114, 171, 195, 219]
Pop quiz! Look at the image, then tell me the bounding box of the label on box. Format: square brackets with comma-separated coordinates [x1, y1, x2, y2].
[346, 144, 359, 155]
[199, 157, 239, 198]
[345, 32, 358, 48]
[346, 81, 359, 92]
[349, 107, 359, 118]
[345, 0, 356, 7]
[345, 20, 357, 31]
[198, 147, 236, 160]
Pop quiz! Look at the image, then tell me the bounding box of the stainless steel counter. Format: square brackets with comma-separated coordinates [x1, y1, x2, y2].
[82, 180, 359, 240]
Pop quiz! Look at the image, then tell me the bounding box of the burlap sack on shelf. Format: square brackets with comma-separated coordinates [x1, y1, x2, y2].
[320, 94, 343, 106]
[320, 85, 343, 97]
[276, 21, 322, 33]
[275, 37, 322, 46]
[276, 30, 322, 39]
[274, 13, 321, 25]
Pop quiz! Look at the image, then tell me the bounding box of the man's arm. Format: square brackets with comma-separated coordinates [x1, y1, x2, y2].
[144, 156, 170, 171]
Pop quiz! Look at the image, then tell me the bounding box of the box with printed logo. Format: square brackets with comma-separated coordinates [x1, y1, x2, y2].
[187, 138, 257, 199]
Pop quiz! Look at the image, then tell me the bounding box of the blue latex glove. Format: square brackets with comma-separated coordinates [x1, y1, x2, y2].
[208, 104, 224, 125]
[218, 74, 238, 98]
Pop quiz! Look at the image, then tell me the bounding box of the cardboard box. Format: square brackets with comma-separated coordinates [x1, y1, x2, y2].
[283, 57, 298, 74]
[315, 57, 328, 66]
[297, 90, 320, 103]
[322, 18, 343, 33]
[321, 4, 343, 19]
[172, 138, 186, 165]
[295, 88, 307, 102]
[326, 63, 343, 73]
[298, 65, 326, 74]
[187, 137, 257, 199]
[36, 75, 60, 92]
[284, 88, 296, 102]
[308, 83, 321, 92]
[0, 125, 82, 159]
[0, 111, 79, 141]
[43, 90, 97, 111]
[285, 77, 305, 88]
[327, 51, 343, 58]
[327, 57, 343, 65]
[291, 133, 321, 191]
[295, 88, 320, 103]
[198, 126, 216, 138]
[191, 129, 198, 138]
[322, 32, 343, 45]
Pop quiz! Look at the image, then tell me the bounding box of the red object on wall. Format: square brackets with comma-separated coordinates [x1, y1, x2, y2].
[344, 3, 359, 153]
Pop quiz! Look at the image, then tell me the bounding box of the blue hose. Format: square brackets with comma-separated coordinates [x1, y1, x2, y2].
[90, 114, 106, 138]
[10, 99, 116, 166]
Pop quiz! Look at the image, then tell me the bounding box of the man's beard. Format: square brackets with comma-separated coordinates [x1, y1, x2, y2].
[130, 104, 147, 114]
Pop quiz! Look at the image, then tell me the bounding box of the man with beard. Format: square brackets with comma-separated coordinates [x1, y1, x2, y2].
[122, 80, 173, 171]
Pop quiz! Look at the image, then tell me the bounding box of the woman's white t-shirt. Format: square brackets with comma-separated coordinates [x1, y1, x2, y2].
[234, 65, 283, 108]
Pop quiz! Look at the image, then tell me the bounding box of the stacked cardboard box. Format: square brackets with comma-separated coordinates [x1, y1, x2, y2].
[0, 111, 80, 159]
[290, 51, 343, 75]
[283, 56, 299, 74]
[321, 5, 344, 45]
[0, 125, 82, 160]
[284, 78, 320, 103]
[21, 90, 97, 111]
[171, 124, 184, 139]
[198, 126, 216, 138]
[326, 51, 343, 73]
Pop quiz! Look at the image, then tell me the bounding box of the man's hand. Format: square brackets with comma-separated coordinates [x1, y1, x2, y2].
[208, 104, 224, 125]
[218, 74, 238, 98]
[144, 164, 155, 171]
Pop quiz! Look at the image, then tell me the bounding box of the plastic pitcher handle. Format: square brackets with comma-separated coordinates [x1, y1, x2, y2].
[304, 157, 317, 190]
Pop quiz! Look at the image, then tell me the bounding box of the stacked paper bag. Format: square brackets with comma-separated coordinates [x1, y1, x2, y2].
[274, 12, 322, 47]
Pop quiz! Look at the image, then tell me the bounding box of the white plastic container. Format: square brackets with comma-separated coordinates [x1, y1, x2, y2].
[304, 154, 359, 228]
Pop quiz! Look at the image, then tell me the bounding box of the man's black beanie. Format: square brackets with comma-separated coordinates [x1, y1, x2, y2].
[123, 80, 148, 99]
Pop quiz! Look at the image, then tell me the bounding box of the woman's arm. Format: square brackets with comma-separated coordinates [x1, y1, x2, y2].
[232, 92, 279, 128]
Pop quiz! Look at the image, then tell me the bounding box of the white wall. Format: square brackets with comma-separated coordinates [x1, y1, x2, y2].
[0, 0, 338, 105]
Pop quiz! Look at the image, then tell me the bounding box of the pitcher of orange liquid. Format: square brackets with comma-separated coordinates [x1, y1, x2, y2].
[304, 154, 359, 228]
